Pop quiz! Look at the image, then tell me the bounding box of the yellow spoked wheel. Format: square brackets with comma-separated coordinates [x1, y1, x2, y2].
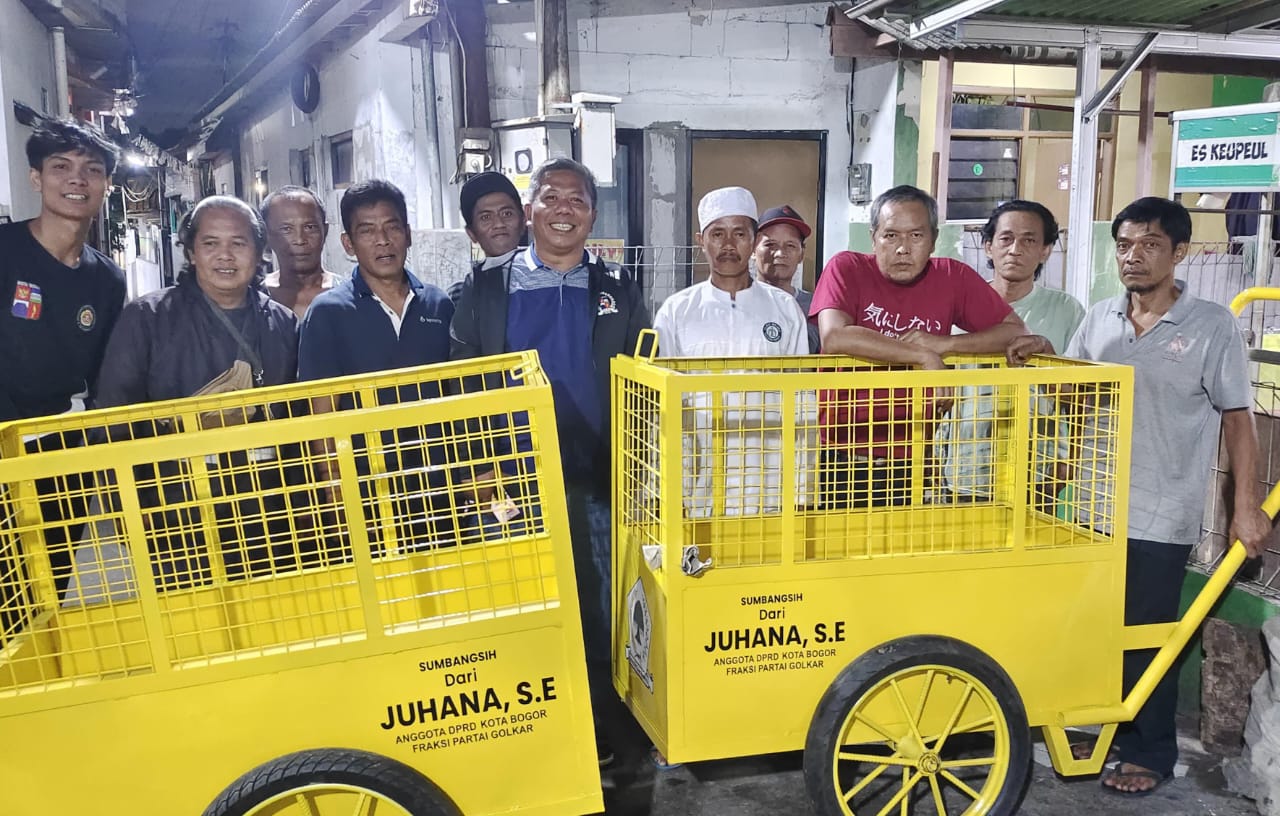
[204, 749, 460, 816]
[244, 784, 415, 816]
[804, 636, 1031, 816]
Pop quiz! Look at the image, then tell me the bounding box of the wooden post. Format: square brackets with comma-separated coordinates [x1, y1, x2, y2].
[1136, 64, 1157, 198]
[1065, 29, 1102, 308]
[535, 0, 571, 116]
[935, 53, 954, 220]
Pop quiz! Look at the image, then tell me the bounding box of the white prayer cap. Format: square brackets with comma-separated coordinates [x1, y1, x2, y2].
[697, 186, 758, 232]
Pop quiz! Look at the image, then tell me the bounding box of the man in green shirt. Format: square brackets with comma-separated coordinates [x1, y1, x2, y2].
[939, 200, 1083, 501]
[985, 200, 1083, 352]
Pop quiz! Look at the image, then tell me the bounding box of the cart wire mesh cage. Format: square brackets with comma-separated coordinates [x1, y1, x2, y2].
[613, 352, 1133, 570]
[0, 352, 564, 697]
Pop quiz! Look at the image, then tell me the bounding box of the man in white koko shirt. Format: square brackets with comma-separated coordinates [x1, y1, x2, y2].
[653, 186, 812, 524]
[653, 186, 808, 357]
[649, 186, 813, 768]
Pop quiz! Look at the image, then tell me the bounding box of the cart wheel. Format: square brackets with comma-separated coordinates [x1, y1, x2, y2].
[202, 748, 461, 816]
[804, 636, 1031, 816]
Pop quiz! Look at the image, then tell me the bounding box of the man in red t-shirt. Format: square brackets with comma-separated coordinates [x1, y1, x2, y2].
[809, 185, 1027, 506]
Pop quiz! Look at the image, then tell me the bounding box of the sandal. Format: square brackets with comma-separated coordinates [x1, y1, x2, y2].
[1101, 763, 1172, 797]
[649, 745, 683, 770]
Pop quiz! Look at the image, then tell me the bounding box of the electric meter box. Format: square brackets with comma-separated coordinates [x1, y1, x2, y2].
[572, 92, 622, 187]
[494, 115, 575, 195]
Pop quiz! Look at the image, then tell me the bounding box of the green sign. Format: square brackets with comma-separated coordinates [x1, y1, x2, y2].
[1172, 110, 1280, 191]
[972, 163, 984, 177]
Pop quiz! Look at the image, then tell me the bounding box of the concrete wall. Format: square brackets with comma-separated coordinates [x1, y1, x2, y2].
[850, 58, 909, 210]
[233, 8, 462, 278]
[486, 0, 862, 262]
[0, 0, 55, 220]
[211, 157, 236, 199]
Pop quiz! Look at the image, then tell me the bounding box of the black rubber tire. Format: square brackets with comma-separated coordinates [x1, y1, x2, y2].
[202, 748, 461, 816]
[803, 635, 1032, 816]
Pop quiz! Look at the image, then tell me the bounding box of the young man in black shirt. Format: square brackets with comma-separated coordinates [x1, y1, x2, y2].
[0, 117, 126, 422]
[0, 118, 126, 632]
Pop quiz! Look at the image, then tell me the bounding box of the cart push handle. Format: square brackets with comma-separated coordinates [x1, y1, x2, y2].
[1230, 286, 1280, 317]
[1051, 491, 1279, 775]
[1104, 488, 1280, 723]
[633, 329, 659, 362]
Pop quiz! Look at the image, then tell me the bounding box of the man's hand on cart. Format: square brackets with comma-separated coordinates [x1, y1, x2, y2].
[899, 331, 954, 411]
[1006, 334, 1055, 367]
[456, 467, 499, 508]
[899, 329, 948, 362]
[1232, 505, 1272, 558]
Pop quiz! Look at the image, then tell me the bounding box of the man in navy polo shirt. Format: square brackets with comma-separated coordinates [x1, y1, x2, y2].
[298, 179, 452, 380]
[451, 157, 650, 766]
[298, 179, 454, 551]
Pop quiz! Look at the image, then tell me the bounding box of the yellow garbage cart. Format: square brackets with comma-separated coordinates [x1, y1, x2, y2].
[611, 341, 1270, 816]
[0, 352, 601, 816]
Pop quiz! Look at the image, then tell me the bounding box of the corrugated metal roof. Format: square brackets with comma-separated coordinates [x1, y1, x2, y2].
[896, 0, 1245, 27]
[858, 14, 982, 49]
[851, 0, 1280, 51]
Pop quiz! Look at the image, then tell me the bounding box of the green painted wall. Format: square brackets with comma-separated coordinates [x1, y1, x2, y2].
[1212, 75, 1270, 108]
[1090, 221, 1124, 305]
[848, 223, 872, 252]
[895, 62, 920, 188]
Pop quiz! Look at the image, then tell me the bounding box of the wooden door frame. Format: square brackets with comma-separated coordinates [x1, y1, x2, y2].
[616, 128, 646, 249]
[688, 130, 828, 287]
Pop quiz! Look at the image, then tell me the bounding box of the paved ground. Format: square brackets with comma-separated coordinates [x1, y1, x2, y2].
[595, 714, 1261, 815]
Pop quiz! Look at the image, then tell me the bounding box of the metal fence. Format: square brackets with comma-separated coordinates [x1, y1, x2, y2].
[1190, 240, 1280, 596]
[626, 245, 703, 316]
[957, 228, 1069, 292]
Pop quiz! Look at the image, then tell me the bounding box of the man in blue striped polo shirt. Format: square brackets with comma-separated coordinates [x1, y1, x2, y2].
[451, 158, 650, 766]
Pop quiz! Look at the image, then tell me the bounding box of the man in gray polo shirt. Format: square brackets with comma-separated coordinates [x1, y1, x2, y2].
[1010, 196, 1270, 796]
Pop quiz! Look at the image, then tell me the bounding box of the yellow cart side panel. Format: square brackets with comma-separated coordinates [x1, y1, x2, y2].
[660, 557, 1120, 763]
[613, 541, 671, 758]
[0, 624, 601, 816]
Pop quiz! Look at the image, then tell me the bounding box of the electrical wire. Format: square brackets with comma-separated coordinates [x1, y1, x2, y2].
[123, 178, 157, 202]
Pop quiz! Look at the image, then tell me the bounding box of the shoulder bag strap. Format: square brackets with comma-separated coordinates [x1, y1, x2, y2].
[202, 293, 265, 386]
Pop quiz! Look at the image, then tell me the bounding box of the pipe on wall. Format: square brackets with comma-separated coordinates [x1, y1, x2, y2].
[445, 0, 491, 129]
[419, 32, 445, 229]
[534, 0, 570, 116]
[51, 26, 69, 116]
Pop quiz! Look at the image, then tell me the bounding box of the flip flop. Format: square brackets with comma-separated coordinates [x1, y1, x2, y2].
[1101, 765, 1172, 797]
[649, 745, 683, 770]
